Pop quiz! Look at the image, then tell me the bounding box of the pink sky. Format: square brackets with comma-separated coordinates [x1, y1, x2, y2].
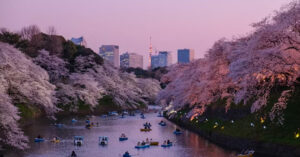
[0, 0, 291, 68]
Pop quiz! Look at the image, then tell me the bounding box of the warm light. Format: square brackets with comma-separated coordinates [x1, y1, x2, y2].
[169, 110, 177, 114]
[221, 126, 224, 130]
[213, 122, 218, 128]
[260, 117, 265, 124]
[296, 133, 300, 139]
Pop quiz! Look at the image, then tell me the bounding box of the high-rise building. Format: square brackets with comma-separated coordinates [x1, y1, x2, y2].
[151, 55, 160, 69]
[99, 45, 120, 67]
[70, 36, 87, 46]
[151, 51, 172, 69]
[177, 49, 195, 63]
[120, 52, 143, 69]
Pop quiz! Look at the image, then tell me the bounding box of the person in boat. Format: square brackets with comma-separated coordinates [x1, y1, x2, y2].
[141, 141, 146, 145]
[123, 151, 130, 157]
[91, 122, 94, 126]
[146, 138, 149, 144]
[71, 150, 77, 157]
[163, 140, 167, 145]
[121, 133, 126, 138]
[137, 142, 141, 146]
[160, 120, 164, 124]
[176, 128, 181, 132]
[37, 135, 42, 139]
[52, 136, 58, 141]
[167, 140, 171, 144]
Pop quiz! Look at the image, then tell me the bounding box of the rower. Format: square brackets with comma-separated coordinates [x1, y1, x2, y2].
[123, 151, 130, 157]
[71, 150, 77, 157]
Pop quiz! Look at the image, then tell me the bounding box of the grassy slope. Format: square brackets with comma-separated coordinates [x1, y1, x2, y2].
[171, 85, 300, 147]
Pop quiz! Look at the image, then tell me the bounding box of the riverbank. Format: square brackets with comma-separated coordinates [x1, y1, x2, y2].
[166, 116, 300, 157]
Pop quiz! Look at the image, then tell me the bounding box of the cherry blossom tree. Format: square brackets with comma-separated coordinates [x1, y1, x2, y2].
[0, 42, 56, 149]
[158, 1, 300, 123]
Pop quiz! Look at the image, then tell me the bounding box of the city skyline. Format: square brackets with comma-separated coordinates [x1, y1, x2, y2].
[0, 0, 291, 68]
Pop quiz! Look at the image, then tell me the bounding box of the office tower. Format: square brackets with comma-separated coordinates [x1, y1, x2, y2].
[120, 52, 143, 69]
[177, 49, 195, 63]
[151, 51, 172, 69]
[99, 45, 120, 67]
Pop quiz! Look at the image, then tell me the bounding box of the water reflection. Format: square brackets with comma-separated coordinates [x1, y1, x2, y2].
[7, 113, 236, 157]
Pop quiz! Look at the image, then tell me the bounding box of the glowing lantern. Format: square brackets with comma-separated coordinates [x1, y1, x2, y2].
[250, 123, 255, 127]
[260, 117, 265, 124]
[263, 125, 267, 129]
[231, 120, 234, 124]
[295, 133, 300, 139]
[213, 122, 218, 128]
[221, 126, 224, 130]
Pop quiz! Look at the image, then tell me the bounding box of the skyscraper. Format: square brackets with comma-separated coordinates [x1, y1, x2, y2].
[120, 52, 143, 69]
[151, 55, 160, 69]
[99, 45, 120, 67]
[177, 49, 195, 63]
[151, 51, 172, 69]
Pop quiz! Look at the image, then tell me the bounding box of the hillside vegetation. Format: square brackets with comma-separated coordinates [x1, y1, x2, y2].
[158, 1, 300, 145]
[0, 28, 160, 150]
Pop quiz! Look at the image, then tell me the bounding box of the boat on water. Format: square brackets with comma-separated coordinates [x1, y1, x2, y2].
[123, 111, 129, 115]
[119, 133, 128, 141]
[34, 138, 44, 142]
[135, 144, 150, 149]
[237, 150, 255, 157]
[173, 130, 183, 135]
[51, 137, 60, 143]
[161, 142, 172, 147]
[99, 136, 108, 146]
[74, 136, 83, 146]
[123, 151, 131, 157]
[108, 111, 119, 116]
[140, 128, 152, 132]
[71, 119, 77, 123]
[150, 141, 159, 146]
[119, 137, 128, 141]
[159, 121, 166, 126]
